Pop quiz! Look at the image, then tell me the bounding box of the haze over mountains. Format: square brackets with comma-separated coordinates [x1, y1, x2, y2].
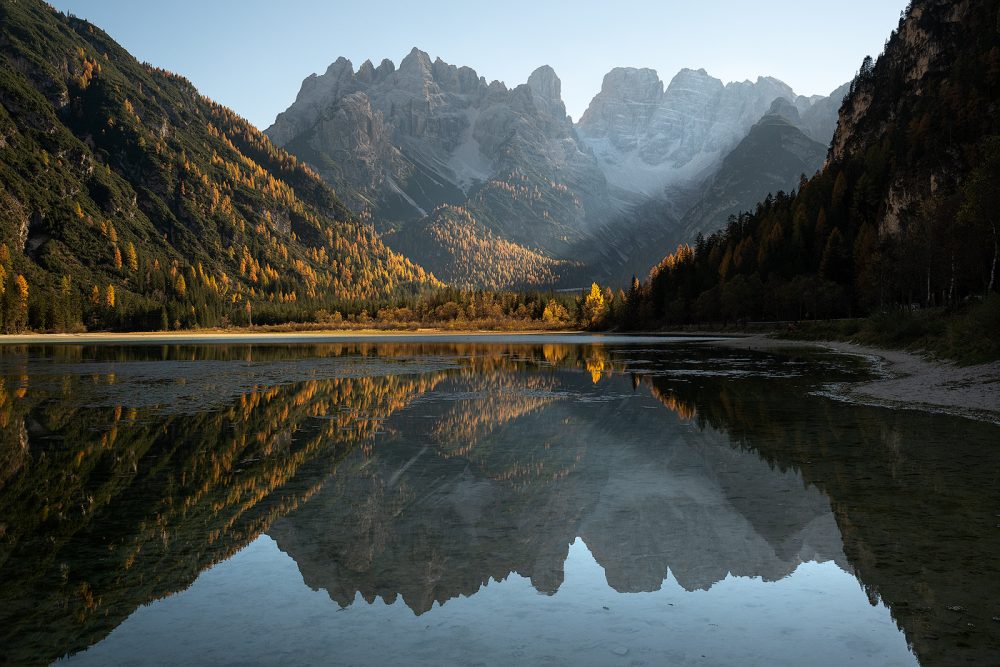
[623, 0, 1000, 330]
[576, 67, 841, 203]
[266, 51, 847, 287]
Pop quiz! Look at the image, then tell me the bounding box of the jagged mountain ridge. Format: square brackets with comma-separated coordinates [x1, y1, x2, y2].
[621, 0, 1000, 329]
[269, 50, 847, 289]
[576, 68, 844, 205]
[266, 50, 609, 250]
[578, 99, 831, 285]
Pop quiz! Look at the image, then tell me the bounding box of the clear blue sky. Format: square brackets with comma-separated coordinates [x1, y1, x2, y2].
[48, 0, 909, 130]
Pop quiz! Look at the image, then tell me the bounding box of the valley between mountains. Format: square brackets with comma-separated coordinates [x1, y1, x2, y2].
[0, 0, 997, 352]
[265, 49, 845, 288]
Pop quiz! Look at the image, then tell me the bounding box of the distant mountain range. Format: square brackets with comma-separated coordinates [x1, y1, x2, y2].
[577, 67, 841, 205]
[267, 53, 848, 287]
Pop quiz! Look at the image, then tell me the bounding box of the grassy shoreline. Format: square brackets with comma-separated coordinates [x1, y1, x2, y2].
[647, 297, 1000, 365]
[772, 297, 1000, 365]
[0, 328, 721, 344]
[2, 297, 996, 365]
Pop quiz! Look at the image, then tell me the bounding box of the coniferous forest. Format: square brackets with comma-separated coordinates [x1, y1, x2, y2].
[613, 1, 1000, 340]
[0, 0, 434, 333]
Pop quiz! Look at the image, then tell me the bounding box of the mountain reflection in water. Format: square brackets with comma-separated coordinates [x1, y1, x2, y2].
[0, 341, 997, 666]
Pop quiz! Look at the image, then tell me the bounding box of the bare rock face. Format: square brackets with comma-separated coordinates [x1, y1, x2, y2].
[798, 81, 851, 145]
[526, 65, 562, 107]
[577, 68, 663, 151]
[267, 56, 359, 148]
[268, 51, 847, 288]
[576, 67, 832, 198]
[267, 51, 609, 245]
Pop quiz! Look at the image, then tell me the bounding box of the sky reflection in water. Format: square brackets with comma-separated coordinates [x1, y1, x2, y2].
[0, 339, 996, 665]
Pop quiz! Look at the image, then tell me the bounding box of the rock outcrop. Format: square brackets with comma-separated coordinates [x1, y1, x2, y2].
[678, 106, 828, 242]
[267, 49, 607, 235]
[269, 51, 848, 288]
[576, 68, 833, 201]
[826, 0, 990, 238]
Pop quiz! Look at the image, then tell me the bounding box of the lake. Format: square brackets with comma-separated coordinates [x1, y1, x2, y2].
[0, 336, 997, 666]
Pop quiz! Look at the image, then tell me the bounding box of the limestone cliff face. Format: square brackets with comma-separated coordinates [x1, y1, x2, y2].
[827, 0, 997, 236]
[268, 50, 848, 288]
[576, 68, 841, 200]
[830, 1, 975, 163]
[267, 50, 614, 286]
[267, 49, 607, 237]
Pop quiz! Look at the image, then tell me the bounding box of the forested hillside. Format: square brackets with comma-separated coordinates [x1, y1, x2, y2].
[617, 0, 1000, 329]
[0, 0, 434, 332]
[385, 204, 575, 291]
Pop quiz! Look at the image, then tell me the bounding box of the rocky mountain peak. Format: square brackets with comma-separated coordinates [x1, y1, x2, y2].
[766, 97, 801, 124]
[325, 56, 354, 77]
[357, 59, 376, 83]
[399, 47, 433, 79]
[577, 68, 663, 137]
[662, 68, 724, 105]
[267, 50, 851, 289]
[756, 75, 785, 87]
[605, 67, 662, 98]
[668, 68, 719, 88]
[576, 65, 842, 200]
[527, 65, 561, 103]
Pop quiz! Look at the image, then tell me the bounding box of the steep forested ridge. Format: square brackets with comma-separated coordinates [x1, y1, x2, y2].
[0, 0, 435, 332]
[385, 203, 576, 290]
[620, 0, 1000, 328]
[677, 108, 827, 249]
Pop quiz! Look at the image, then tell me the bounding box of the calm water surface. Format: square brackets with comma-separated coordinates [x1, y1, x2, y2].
[0, 336, 997, 666]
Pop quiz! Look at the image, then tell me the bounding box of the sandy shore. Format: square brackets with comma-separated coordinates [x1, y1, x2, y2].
[713, 335, 1000, 423]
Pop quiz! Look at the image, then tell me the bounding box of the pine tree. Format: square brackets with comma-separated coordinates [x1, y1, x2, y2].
[126, 242, 139, 272]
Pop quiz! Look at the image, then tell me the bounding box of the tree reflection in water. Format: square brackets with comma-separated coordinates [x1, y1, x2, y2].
[0, 341, 996, 666]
